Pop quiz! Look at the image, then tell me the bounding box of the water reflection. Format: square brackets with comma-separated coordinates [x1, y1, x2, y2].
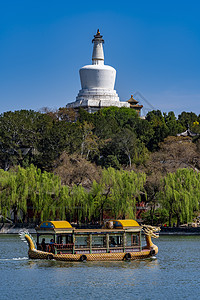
[23, 257, 159, 271]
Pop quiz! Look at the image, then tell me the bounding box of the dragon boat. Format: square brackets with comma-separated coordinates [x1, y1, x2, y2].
[19, 219, 160, 262]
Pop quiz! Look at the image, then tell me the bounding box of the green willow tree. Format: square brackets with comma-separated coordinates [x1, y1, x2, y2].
[91, 167, 146, 220]
[161, 168, 200, 226]
[0, 167, 30, 223]
[27, 165, 71, 222]
[0, 165, 71, 223]
[88, 180, 109, 223]
[69, 184, 88, 223]
[67, 167, 147, 223]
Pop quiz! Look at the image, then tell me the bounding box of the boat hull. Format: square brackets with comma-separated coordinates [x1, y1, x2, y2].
[28, 247, 158, 261]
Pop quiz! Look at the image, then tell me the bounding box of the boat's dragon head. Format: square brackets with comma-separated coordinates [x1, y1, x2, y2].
[142, 225, 160, 254]
[142, 225, 160, 238]
[19, 230, 36, 251]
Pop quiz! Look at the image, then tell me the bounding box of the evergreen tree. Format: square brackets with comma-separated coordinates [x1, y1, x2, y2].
[146, 110, 169, 150]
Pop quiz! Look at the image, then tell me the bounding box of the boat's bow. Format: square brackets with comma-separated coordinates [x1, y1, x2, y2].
[142, 225, 160, 255]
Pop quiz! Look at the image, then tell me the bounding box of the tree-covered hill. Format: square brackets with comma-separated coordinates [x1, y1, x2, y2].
[0, 107, 199, 226]
[1, 107, 199, 171]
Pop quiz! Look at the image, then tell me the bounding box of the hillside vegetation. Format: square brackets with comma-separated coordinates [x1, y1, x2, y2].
[0, 107, 200, 226]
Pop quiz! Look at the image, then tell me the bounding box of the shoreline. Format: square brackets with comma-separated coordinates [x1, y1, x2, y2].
[0, 224, 36, 234]
[1, 225, 200, 235]
[159, 227, 200, 235]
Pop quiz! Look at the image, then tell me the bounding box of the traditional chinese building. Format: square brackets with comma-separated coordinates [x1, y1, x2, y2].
[127, 95, 143, 116]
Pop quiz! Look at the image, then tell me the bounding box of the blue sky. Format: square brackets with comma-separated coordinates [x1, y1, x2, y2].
[0, 0, 200, 116]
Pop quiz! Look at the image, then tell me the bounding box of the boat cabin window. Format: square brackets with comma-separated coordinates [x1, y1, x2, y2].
[92, 235, 106, 248]
[126, 233, 139, 246]
[37, 235, 55, 251]
[38, 235, 54, 243]
[109, 235, 123, 247]
[37, 235, 55, 248]
[75, 235, 89, 248]
[56, 234, 73, 245]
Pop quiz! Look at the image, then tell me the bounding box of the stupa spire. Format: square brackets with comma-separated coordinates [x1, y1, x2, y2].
[92, 29, 104, 65]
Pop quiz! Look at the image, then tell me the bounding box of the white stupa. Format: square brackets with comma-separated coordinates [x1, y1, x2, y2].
[66, 29, 130, 113]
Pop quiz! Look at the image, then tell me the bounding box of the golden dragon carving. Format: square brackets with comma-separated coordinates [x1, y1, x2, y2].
[142, 225, 160, 254]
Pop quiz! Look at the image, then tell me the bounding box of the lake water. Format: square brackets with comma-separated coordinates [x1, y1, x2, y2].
[0, 234, 200, 300]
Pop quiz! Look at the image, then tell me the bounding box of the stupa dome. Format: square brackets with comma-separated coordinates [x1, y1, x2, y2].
[80, 64, 116, 90]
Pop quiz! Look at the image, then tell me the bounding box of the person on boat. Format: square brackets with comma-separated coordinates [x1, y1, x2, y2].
[41, 238, 46, 251]
[49, 239, 55, 253]
[50, 238, 54, 244]
[110, 237, 116, 247]
[60, 239, 64, 248]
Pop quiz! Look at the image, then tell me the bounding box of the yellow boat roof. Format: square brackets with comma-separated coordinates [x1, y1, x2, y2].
[39, 221, 72, 229]
[113, 219, 140, 228]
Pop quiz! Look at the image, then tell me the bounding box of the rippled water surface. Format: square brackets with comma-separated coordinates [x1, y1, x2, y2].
[0, 234, 200, 300]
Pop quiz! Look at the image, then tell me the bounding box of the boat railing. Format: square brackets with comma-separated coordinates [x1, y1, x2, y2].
[37, 242, 141, 254]
[54, 243, 74, 250]
[124, 246, 141, 251]
[75, 243, 91, 248]
[37, 243, 74, 251]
